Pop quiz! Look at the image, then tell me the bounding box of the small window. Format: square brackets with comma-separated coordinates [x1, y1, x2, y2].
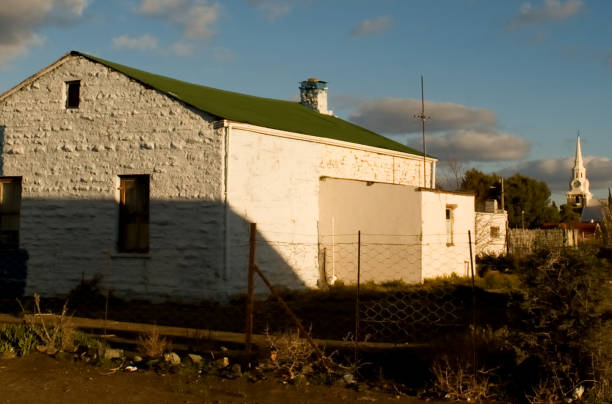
[65, 80, 80, 109]
[118, 175, 149, 253]
[445, 207, 454, 245]
[0, 177, 22, 250]
[490, 226, 500, 239]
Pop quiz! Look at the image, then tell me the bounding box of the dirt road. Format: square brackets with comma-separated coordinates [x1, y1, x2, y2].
[0, 355, 440, 404]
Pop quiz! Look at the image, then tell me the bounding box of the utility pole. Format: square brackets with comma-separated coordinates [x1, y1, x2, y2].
[413, 75, 430, 188]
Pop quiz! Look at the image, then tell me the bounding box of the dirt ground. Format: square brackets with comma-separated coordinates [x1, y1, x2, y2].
[0, 355, 442, 404]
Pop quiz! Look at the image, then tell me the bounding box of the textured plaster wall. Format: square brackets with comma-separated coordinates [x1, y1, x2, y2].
[0, 56, 226, 301]
[420, 191, 475, 280]
[318, 179, 422, 284]
[475, 212, 507, 256]
[227, 127, 432, 289]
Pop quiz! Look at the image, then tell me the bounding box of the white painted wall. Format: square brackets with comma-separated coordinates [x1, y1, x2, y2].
[420, 190, 475, 280]
[0, 54, 440, 301]
[475, 211, 507, 256]
[0, 55, 227, 301]
[226, 124, 435, 291]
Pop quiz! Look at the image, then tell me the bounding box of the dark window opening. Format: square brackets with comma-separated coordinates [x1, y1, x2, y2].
[0, 177, 22, 250]
[118, 175, 149, 253]
[490, 226, 500, 239]
[66, 80, 80, 109]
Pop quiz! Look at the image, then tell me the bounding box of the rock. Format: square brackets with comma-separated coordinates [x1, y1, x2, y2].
[1, 351, 17, 359]
[231, 363, 242, 377]
[163, 352, 181, 366]
[133, 355, 143, 363]
[343, 373, 356, 385]
[46, 346, 59, 356]
[103, 348, 124, 360]
[214, 357, 230, 369]
[186, 353, 203, 366]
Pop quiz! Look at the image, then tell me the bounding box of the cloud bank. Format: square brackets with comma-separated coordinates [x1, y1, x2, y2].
[112, 34, 158, 51]
[346, 97, 529, 162]
[508, 0, 583, 29]
[350, 16, 393, 37]
[137, 0, 219, 41]
[499, 156, 612, 192]
[0, 0, 89, 65]
[246, 0, 291, 20]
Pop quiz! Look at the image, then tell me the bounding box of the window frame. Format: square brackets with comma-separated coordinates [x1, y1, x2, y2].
[0, 176, 22, 250]
[117, 175, 150, 254]
[445, 206, 455, 246]
[65, 80, 81, 109]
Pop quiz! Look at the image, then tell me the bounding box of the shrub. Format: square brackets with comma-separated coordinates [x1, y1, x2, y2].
[137, 326, 172, 358]
[509, 246, 612, 401]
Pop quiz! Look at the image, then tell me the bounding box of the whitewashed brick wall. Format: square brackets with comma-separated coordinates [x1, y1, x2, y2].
[0, 55, 227, 301]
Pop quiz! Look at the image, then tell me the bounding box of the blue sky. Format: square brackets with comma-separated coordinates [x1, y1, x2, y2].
[1, 0, 611, 203]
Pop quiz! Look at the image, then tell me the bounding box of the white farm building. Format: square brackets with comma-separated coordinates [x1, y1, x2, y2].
[0, 51, 476, 301]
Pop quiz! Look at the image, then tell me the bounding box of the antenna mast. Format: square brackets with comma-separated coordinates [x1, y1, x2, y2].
[413, 75, 430, 187]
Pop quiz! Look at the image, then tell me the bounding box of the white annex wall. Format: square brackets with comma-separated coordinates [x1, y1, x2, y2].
[475, 212, 507, 256]
[318, 178, 422, 284]
[420, 190, 475, 280]
[226, 125, 433, 290]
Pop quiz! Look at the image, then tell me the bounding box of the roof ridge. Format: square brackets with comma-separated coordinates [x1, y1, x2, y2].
[70, 51, 425, 157]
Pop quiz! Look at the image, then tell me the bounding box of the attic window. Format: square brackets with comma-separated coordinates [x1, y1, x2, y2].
[0, 177, 22, 250]
[65, 80, 80, 109]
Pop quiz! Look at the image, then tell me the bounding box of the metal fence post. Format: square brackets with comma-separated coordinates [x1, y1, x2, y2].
[468, 229, 477, 383]
[245, 223, 256, 354]
[355, 230, 361, 361]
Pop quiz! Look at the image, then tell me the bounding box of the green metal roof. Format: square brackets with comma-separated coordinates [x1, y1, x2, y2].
[73, 51, 423, 156]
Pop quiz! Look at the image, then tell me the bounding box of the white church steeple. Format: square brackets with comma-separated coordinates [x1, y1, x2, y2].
[566, 133, 592, 210]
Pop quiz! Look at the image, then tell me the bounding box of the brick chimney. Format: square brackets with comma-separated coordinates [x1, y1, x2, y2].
[299, 78, 333, 115]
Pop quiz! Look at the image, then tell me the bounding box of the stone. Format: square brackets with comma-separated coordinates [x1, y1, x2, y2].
[103, 348, 124, 360]
[231, 363, 242, 377]
[163, 352, 181, 366]
[213, 357, 229, 369]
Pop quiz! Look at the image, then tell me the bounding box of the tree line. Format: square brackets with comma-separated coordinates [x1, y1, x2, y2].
[457, 169, 580, 228]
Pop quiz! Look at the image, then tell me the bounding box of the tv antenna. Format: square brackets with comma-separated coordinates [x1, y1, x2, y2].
[413, 75, 430, 188]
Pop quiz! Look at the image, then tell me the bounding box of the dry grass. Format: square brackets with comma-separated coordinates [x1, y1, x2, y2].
[265, 328, 317, 380]
[137, 326, 172, 358]
[431, 355, 496, 402]
[19, 293, 75, 353]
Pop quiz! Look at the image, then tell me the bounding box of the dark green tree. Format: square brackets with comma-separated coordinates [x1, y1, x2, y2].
[559, 203, 581, 223]
[504, 173, 558, 228]
[460, 169, 502, 211]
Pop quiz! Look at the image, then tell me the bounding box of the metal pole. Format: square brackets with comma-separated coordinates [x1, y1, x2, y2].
[355, 230, 361, 361]
[468, 230, 477, 383]
[245, 223, 256, 354]
[421, 76, 427, 188]
[252, 264, 331, 368]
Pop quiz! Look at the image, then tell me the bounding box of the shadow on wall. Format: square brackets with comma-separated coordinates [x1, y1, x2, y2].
[1, 197, 305, 302]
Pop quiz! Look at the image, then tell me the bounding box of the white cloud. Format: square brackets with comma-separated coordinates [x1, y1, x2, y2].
[112, 34, 158, 51]
[410, 130, 531, 162]
[0, 0, 89, 65]
[170, 40, 193, 56]
[213, 47, 235, 62]
[136, 0, 219, 41]
[246, 0, 291, 20]
[508, 0, 583, 29]
[350, 16, 393, 37]
[499, 156, 612, 192]
[349, 98, 497, 134]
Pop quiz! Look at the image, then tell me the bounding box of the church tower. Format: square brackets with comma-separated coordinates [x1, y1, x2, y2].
[566, 134, 592, 210]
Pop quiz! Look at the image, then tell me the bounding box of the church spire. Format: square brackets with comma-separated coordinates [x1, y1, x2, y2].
[574, 132, 584, 171]
[566, 132, 592, 211]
